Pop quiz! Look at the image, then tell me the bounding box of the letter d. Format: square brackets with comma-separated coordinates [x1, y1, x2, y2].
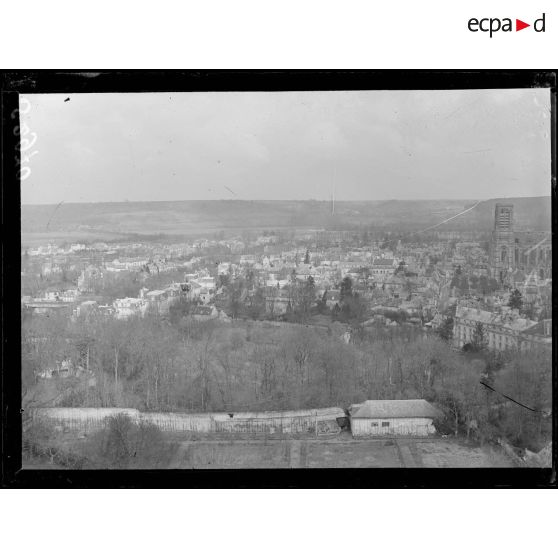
[534, 13, 545, 32]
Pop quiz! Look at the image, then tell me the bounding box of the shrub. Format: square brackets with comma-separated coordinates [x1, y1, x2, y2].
[83, 414, 174, 468]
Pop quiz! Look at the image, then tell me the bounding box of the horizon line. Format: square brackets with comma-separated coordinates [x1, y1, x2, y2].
[21, 194, 549, 206]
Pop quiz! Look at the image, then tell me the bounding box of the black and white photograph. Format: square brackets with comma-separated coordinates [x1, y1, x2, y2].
[8, 73, 554, 478]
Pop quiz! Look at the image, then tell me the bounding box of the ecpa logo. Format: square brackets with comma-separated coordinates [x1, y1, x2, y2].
[468, 13, 546, 37]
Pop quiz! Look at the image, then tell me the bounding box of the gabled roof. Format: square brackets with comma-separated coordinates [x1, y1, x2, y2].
[372, 258, 395, 266]
[351, 399, 441, 419]
[455, 306, 536, 331]
[214, 407, 345, 421]
[191, 305, 215, 315]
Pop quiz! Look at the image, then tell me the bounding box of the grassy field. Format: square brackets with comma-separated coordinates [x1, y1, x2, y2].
[170, 440, 293, 468]
[417, 439, 514, 467]
[22, 432, 517, 469]
[168, 436, 516, 469]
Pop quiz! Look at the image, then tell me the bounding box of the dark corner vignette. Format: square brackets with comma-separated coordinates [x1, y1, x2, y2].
[1, 70, 557, 488]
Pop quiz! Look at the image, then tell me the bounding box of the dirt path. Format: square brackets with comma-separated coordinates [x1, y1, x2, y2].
[396, 441, 417, 467]
[289, 440, 302, 468]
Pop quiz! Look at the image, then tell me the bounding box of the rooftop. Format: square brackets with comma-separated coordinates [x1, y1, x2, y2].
[351, 399, 441, 419]
[191, 305, 215, 315]
[521, 319, 552, 338]
[455, 306, 537, 331]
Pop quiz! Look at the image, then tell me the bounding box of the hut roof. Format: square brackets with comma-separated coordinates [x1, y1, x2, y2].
[351, 399, 440, 419]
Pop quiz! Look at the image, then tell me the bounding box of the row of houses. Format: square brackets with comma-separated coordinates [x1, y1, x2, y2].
[24, 282, 222, 322]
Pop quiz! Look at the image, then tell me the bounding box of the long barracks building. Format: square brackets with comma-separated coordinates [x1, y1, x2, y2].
[453, 305, 551, 352]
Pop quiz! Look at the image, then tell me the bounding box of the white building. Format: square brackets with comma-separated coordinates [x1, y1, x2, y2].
[349, 399, 440, 437]
[198, 276, 216, 290]
[453, 306, 549, 352]
[113, 297, 148, 319]
[371, 258, 397, 279]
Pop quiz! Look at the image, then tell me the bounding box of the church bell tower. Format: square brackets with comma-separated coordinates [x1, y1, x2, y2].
[489, 203, 515, 283]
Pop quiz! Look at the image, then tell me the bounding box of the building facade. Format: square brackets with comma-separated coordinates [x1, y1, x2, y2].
[349, 399, 440, 437]
[453, 306, 551, 352]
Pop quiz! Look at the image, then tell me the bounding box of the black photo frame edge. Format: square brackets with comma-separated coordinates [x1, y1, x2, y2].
[1, 70, 556, 488]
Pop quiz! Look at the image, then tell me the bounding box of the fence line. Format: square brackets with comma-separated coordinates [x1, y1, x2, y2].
[31, 407, 345, 435]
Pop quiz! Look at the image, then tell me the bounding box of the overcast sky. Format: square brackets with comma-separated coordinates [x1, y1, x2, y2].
[20, 89, 551, 205]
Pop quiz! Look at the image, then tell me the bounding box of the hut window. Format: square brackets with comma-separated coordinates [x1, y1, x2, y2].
[382, 421, 390, 427]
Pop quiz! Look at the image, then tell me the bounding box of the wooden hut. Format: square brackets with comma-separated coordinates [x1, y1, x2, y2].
[349, 399, 440, 437]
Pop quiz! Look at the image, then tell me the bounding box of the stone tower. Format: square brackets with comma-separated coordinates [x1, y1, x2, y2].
[490, 203, 515, 283]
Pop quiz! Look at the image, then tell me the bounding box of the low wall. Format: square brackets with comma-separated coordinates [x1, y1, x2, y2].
[32, 408, 140, 435]
[32, 407, 345, 436]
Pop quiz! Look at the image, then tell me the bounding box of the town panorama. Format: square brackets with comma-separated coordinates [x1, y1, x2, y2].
[20, 90, 552, 470]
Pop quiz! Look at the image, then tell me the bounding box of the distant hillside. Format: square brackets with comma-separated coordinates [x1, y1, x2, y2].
[21, 197, 551, 242]
[445, 197, 551, 232]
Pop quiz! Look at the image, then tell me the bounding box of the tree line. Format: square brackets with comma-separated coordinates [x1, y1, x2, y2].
[23, 303, 551, 451]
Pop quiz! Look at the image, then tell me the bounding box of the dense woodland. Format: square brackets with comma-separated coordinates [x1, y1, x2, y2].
[22, 300, 551, 452]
